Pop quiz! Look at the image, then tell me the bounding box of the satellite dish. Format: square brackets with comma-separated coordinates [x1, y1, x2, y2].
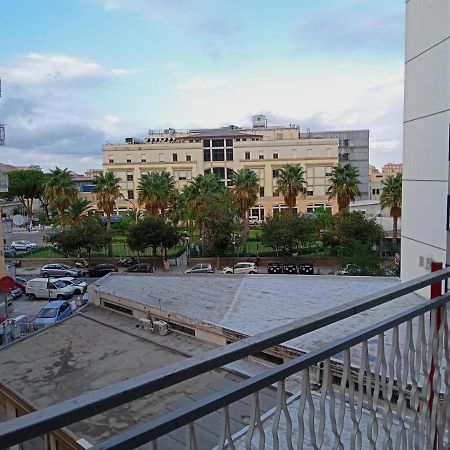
[12, 215, 25, 226]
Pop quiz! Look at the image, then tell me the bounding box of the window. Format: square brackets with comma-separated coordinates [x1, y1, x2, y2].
[250, 205, 265, 220]
[126, 154, 131, 163]
[259, 186, 265, 197]
[272, 169, 280, 178]
[212, 139, 224, 147]
[226, 148, 233, 161]
[109, 159, 114, 163]
[141, 158, 146, 163]
[127, 190, 134, 200]
[259, 153, 264, 160]
[127, 174, 133, 181]
[307, 190, 314, 196]
[203, 148, 211, 161]
[212, 148, 225, 161]
[212, 167, 225, 179]
[127, 159, 132, 163]
[372, 189, 376, 195]
[186, 154, 192, 162]
[273, 152, 279, 159]
[172, 153, 178, 162]
[203, 139, 211, 147]
[245, 152, 251, 160]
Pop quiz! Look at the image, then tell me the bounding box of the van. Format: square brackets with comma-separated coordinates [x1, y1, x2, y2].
[25, 278, 73, 301]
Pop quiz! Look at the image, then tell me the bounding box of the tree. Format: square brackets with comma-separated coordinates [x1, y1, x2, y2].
[44, 167, 78, 230]
[380, 172, 402, 244]
[274, 164, 306, 211]
[197, 191, 238, 254]
[3, 169, 45, 224]
[94, 171, 122, 229]
[333, 210, 384, 248]
[327, 163, 361, 211]
[127, 216, 179, 258]
[182, 173, 227, 245]
[51, 217, 111, 260]
[261, 212, 315, 255]
[231, 169, 259, 252]
[137, 171, 176, 218]
[66, 198, 92, 227]
[312, 207, 333, 232]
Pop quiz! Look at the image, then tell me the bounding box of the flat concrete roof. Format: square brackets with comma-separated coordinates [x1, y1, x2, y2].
[0, 307, 276, 448]
[90, 274, 426, 354]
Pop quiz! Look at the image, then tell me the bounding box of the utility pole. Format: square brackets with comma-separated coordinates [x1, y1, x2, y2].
[0, 79, 8, 278]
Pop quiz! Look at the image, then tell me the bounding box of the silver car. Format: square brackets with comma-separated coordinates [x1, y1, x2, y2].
[11, 240, 37, 251]
[185, 263, 215, 274]
[40, 264, 81, 278]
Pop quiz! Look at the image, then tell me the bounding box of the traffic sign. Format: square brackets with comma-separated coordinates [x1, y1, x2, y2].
[0, 276, 15, 292]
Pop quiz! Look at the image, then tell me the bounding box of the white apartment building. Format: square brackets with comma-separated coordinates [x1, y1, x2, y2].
[402, 0, 450, 282]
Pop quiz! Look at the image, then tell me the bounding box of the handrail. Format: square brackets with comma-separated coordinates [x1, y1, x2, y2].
[0, 267, 449, 447]
[90, 291, 450, 450]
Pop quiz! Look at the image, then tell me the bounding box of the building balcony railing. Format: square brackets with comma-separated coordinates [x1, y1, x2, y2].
[1, 268, 450, 449]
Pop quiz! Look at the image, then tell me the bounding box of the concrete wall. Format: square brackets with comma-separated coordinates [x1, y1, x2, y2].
[401, 0, 450, 290]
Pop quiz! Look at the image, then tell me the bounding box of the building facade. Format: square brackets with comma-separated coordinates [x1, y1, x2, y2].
[402, 0, 450, 282]
[103, 122, 340, 218]
[369, 163, 402, 201]
[299, 129, 369, 200]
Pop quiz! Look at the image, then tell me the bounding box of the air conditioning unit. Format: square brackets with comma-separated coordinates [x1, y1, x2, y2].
[153, 320, 169, 336]
[139, 318, 153, 332]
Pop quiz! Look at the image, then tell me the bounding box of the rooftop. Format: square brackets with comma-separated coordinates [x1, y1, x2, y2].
[0, 306, 276, 448]
[90, 274, 425, 355]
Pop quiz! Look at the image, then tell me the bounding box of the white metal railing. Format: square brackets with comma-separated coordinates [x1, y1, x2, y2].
[1, 268, 450, 449]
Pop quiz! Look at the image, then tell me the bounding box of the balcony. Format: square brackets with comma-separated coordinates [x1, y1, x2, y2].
[1, 268, 450, 449]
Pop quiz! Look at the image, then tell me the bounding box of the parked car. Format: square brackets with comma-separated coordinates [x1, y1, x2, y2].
[15, 276, 28, 292]
[299, 263, 315, 275]
[56, 277, 87, 295]
[267, 262, 282, 274]
[222, 262, 258, 274]
[4, 246, 17, 257]
[40, 264, 81, 278]
[88, 264, 118, 277]
[127, 263, 154, 273]
[249, 217, 262, 226]
[283, 262, 298, 274]
[26, 278, 73, 301]
[34, 300, 73, 325]
[11, 240, 37, 251]
[185, 263, 215, 274]
[10, 287, 22, 299]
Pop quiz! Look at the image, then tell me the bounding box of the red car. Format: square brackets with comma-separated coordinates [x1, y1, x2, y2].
[15, 276, 28, 293]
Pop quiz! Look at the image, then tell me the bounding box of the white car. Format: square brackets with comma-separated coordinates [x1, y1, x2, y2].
[249, 217, 262, 225]
[222, 262, 258, 274]
[56, 277, 88, 295]
[11, 240, 37, 251]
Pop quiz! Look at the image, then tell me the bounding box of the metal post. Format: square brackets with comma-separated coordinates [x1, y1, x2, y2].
[232, 240, 235, 274]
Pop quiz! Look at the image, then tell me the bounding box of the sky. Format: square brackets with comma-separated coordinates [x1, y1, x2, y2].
[0, 0, 405, 173]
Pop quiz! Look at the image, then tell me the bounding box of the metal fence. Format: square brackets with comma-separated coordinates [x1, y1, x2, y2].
[1, 268, 450, 449]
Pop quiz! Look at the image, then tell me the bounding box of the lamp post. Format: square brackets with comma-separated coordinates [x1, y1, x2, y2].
[185, 233, 190, 264]
[199, 237, 203, 257]
[232, 238, 236, 274]
[123, 198, 138, 224]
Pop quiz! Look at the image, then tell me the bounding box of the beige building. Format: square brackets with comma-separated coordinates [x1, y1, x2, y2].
[369, 163, 402, 201]
[102, 124, 339, 219]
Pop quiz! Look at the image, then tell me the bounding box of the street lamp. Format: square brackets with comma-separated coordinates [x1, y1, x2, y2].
[123, 198, 138, 224]
[199, 237, 203, 257]
[232, 238, 236, 274]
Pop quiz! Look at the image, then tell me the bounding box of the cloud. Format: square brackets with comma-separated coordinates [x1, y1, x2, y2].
[291, 6, 404, 55]
[0, 53, 134, 173]
[177, 76, 226, 92]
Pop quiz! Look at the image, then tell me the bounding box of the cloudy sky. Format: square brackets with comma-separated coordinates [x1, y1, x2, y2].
[0, 0, 405, 173]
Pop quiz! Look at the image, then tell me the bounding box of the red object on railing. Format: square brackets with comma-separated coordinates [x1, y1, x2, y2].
[0, 276, 15, 293]
[430, 261, 443, 450]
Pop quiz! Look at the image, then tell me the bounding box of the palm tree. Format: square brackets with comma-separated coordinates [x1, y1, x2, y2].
[66, 198, 92, 227]
[275, 164, 306, 211]
[231, 169, 259, 250]
[44, 167, 78, 230]
[381, 172, 402, 244]
[327, 163, 361, 211]
[137, 171, 176, 219]
[94, 171, 122, 229]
